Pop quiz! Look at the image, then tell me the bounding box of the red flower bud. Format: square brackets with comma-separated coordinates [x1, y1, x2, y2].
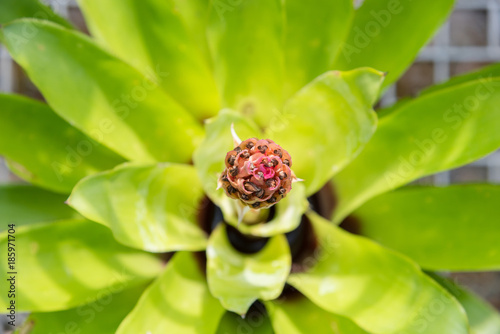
[219, 138, 295, 209]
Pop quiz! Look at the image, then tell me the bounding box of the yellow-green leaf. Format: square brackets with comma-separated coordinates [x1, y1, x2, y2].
[431, 273, 500, 334]
[1, 19, 203, 163]
[333, 0, 454, 89]
[193, 109, 261, 206]
[216, 309, 274, 334]
[68, 163, 207, 253]
[0, 0, 71, 27]
[332, 77, 500, 222]
[16, 285, 147, 334]
[225, 182, 308, 237]
[206, 0, 284, 125]
[117, 252, 225, 334]
[283, 0, 353, 97]
[423, 63, 500, 96]
[207, 224, 291, 315]
[266, 297, 370, 334]
[354, 185, 500, 271]
[0, 94, 125, 193]
[0, 185, 80, 232]
[268, 68, 384, 195]
[77, 0, 219, 119]
[0, 220, 162, 312]
[288, 213, 469, 334]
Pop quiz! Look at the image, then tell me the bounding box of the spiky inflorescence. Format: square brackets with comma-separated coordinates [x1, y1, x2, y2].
[219, 138, 294, 209]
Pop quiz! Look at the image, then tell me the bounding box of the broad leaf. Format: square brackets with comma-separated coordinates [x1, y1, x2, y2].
[267, 68, 384, 195]
[288, 213, 469, 334]
[16, 285, 147, 334]
[424, 63, 500, 95]
[170, 0, 212, 61]
[431, 273, 500, 334]
[0, 0, 71, 27]
[193, 109, 261, 206]
[376, 96, 411, 119]
[225, 182, 308, 237]
[77, 0, 219, 119]
[0, 185, 79, 232]
[68, 163, 207, 253]
[354, 185, 500, 271]
[283, 0, 353, 97]
[1, 19, 204, 163]
[117, 252, 225, 334]
[207, 224, 291, 315]
[206, 0, 284, 125]
[0, 94, 125, 193]
[332, 77, 500, 223]
[333, 0, 454, 88]
[216, 309, 274, 334]
[266, 297, 369, 334]
[0, 220, 162, 312]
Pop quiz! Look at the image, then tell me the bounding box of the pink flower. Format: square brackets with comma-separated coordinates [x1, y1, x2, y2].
[219, 138, 295, 209]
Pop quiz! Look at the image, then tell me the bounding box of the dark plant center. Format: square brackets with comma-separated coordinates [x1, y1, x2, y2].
[197, 183, 336, 263]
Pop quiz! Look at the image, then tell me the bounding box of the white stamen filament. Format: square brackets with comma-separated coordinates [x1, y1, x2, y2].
[231, 123, 242, 146]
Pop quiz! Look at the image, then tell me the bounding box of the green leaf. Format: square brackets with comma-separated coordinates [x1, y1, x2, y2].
[333, 0, 454, 89]
[430, 273, 500, 334]
[282, 0, 353, 97]
[0, 185, 79, 232]
[332, 77, 500, 223]
[216, 310, 274, 334]
[206, 0, 284, 125]
[266, 297, 369, 334]
[77, 0, 219, 119]
[117, 252, 225, 334]
[376, 96, 412, 119]
[424, 63, 500, 96]
[225, 182, 308, 237]
[16, 284, 147, 334]
[0, 0, 71, 27]
[267, 68, 384, 195]
[353, 185, 500, 271]
[207, 224, 291, 315]
[0, 219, 162, 312]
[0, 94, 125, 193]
[193, 109, 261, 206]
[170, 0, 212, 62]
[288, 213, 469, 334]
[68, 163, 207, 253]
[1, 19, 204, 163]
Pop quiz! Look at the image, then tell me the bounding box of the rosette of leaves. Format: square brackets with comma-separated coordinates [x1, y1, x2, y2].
[1, 0, 500, 333]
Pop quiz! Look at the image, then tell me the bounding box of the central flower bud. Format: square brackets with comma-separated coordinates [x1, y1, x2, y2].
[219, 138, 294, 209]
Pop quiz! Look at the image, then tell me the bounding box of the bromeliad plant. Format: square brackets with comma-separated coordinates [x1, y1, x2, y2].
[2, 0, 500, 333]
